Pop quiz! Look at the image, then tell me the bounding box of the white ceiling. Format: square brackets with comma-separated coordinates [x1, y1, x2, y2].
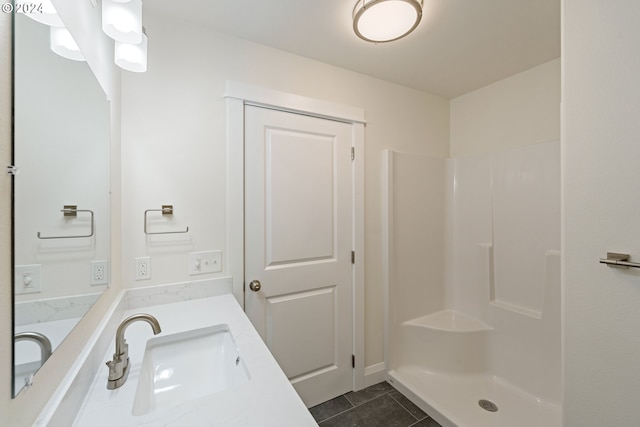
[145, 0, 560, 99]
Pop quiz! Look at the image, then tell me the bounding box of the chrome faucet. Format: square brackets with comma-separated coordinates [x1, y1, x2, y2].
[106, 313, 161, 390]
[14, 331, 53, 366]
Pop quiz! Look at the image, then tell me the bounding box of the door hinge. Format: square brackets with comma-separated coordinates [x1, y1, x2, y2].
[352, 354, 355, 368]
[351, 147, 355, 161]
[351, 251, 355, 264]
[6, 165, 18, 175]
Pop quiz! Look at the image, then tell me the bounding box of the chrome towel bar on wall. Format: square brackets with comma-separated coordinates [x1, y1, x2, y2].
[144, 205, 189, 235]
[37, 205, 94, 239]
[599, 252, 640, 269]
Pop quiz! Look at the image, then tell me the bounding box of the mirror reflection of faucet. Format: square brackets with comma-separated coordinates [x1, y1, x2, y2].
[106, 313, 162, 390]
[14, 331, 53, 366]
[14, 332, 53, 389]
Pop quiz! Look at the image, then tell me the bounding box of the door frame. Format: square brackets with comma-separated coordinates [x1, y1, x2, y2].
[224, 81, 366, 391]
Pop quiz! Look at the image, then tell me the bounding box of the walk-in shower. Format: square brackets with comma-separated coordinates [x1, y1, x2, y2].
[383, 141, 561, 427]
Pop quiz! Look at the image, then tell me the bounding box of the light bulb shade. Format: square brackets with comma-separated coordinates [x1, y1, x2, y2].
[50, 26, 85, 61]
[102, 0, 142, 43]
[115, 31, 147, 72]
[353, 0, 423, 43]
[25, 0, 64, 27]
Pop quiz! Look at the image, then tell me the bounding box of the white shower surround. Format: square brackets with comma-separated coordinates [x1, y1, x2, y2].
[383, 141, 561, 427]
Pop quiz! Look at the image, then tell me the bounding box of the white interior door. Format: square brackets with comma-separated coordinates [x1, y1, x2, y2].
[244, 105, 353, 408]
[563, 1, 640, 424]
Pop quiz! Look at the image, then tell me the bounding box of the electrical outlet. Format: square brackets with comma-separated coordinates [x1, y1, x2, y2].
[90, 260, 108, 286]
[135, 257, 151, 280]
[189, 250, 222, 275]
[15, 264, 42, 294]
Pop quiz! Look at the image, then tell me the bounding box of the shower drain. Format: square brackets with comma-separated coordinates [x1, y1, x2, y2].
[478, 399, 498, 412]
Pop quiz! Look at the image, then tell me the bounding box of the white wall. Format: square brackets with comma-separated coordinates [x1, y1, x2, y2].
[450, 58, 560, 157]
[0, 2, 123, 425]
[563, 0, 640, 425]
[121, 11, 450, 368]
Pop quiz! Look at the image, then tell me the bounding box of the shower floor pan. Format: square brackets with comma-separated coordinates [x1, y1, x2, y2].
[388, 367, 561, 427]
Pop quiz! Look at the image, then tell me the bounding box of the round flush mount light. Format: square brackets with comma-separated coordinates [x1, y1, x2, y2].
[353, 0, 423, 43]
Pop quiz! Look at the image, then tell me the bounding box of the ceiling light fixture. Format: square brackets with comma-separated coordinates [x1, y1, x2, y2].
[102, 0, 143, 44]
[353, 0, 423, 43]
[20, 0, 85, 62]
[114, 27, 147, 73]
[50, 26, 86, 61]
[99, 0, 148, 72]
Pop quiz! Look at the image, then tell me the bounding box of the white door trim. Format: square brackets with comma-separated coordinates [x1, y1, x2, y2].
[224, 81, 366, 392]
[225, 81, 366, 124]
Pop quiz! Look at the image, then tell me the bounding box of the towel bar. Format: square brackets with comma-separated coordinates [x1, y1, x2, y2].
[599, 252, 640, 269]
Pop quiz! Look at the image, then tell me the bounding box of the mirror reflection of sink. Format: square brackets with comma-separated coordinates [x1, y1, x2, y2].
[132, 324, 250, 416]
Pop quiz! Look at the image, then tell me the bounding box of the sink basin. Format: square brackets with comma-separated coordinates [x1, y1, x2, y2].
[132, 324, 250, 416]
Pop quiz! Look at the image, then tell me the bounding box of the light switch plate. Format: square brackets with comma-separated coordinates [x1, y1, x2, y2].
[189, 250, 222, 275]
[15, 264, 42, 294]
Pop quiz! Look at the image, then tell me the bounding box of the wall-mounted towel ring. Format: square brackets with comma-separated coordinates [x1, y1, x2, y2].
[144, 205, 189, 235]
[37, 205, 94, 239]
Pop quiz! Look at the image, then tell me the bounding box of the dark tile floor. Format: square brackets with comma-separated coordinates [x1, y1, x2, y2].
[309, 381, 442, 427]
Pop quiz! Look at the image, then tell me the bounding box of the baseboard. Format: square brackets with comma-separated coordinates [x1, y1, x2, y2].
[363, 362, 387, 388]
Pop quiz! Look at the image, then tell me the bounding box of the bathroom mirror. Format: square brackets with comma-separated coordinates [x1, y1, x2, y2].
[12, 11, 110, 396]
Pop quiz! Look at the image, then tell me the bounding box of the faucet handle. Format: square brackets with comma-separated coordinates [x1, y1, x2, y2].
[106, 352, 128, 381]
[106, 359, 119, 380]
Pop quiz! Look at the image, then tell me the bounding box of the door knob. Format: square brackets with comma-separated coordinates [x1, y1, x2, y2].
[249, 280, 261, 292]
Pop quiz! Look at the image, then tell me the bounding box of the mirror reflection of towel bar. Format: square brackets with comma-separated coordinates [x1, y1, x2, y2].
[599, 252, 640, 269]
[37, 205, 94, 239]
[144, 205, 189, 235]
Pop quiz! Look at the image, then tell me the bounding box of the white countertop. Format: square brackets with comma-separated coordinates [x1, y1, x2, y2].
[73, 294, 317, 426]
